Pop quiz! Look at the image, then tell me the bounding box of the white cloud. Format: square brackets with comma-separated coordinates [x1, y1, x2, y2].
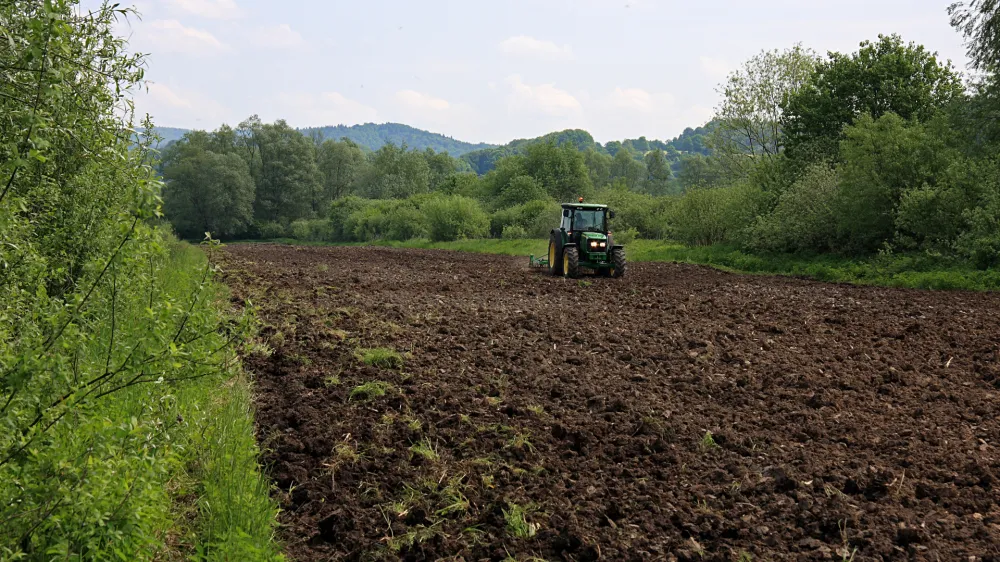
[143, 19, 229, 55]
[145, 82, 193, 109]
[165, 0, 244, 19]
[608, 87, 676, 112]
[506, 75, 581, 117]
[253, 24, 304, 49]
[274, 91, 378, 127]
[396, 90, 450, 111]
[500, 35, 573, 61]
[134, 83, 228, 127]
[699, 56, 732, 80]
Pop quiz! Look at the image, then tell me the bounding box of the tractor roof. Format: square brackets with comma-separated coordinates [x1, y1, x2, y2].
[561, 203, 608, 210]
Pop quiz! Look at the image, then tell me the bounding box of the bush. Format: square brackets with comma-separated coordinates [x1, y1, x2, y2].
[502, 225, 528, 240]
[290, 218, 334, 242]
[257, 221, 288, 240]
[667, 183, 769, 246]
[745, 163, 840, 253]
[613, 227, 639, 244]
[386, 205, 428, 240]
[597, 183, 671, 239]
[490, 199, 559, 238]
[423, 195, 490, 241]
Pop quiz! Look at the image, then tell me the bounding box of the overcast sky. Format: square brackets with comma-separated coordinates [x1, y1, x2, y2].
[102, 0, 971, 144]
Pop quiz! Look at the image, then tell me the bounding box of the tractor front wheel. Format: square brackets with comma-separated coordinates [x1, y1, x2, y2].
[563, 246, 580, 278]
[548, 235, 564, 276]
[611, 247, 627, 278]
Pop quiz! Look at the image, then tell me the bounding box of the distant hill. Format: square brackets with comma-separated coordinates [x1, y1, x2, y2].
[151, 127, 190, 147]
[461, 124, 716, 175]
[300, 123, 495, 156]
[148, 121, 715, 174]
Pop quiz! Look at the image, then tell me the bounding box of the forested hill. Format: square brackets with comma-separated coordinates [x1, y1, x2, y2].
[461, 123, 715, 174]
[300, 123, 496, 155]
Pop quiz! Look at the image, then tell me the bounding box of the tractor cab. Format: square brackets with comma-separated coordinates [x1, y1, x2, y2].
[545, 200, 626, 278]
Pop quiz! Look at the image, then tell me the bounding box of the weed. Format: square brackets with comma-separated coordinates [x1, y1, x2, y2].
[388, 524, 440, 552]
[486, 396, 503, 408]
[404, 416, 423, 431]
[349, 381, 392, 401]
[481, 474, 495, 489]
[526, 405, 545, 416]
[323, 371, 342, 387]
[436, 481, 470, 517]
[409, 438, 440, 461]
[503, 503, 538, 538]
[735, 550, 753, 562]
[357, 347, 404, 369]
[578, 280, 592, 288]
[316, 263, 329, 272]
[699, 430, 718, 451]
[507, 431, 535, 452]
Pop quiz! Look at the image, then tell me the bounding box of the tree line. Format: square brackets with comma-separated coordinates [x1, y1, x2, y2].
[159, 119, 711, 242]
[161, 2, 1000, 270]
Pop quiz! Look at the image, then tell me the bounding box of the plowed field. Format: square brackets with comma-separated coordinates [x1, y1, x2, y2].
[221, 244, 1000, 562]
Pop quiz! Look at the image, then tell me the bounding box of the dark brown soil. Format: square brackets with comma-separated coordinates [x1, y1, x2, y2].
[221, 244, 1000, 562]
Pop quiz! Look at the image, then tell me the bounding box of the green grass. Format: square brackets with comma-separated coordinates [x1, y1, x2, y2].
[356, 347, 404, 369]
[503, 503, 538, 539]
[245, 238, 1000, 291]
[349, 381, 393, 401]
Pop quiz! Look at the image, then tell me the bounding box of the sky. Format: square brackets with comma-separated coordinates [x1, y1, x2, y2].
[98, 0, 972, 145]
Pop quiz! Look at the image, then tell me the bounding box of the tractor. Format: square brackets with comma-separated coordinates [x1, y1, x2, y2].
[545, 200, 626, 278]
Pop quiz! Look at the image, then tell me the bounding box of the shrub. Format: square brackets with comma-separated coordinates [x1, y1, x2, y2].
[745, 163, 840, 253]
[290, 218, 334, 242]
[501, 225, 528, 240]
[667, 182, 769, 246]
[257, 221, 288, 240]
[386, 204, 428, 240]
[613, 227, 639, 244]
[422, 195, 490, 241]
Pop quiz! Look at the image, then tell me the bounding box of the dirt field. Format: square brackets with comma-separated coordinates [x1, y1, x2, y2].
[221, 244, 1000, 562]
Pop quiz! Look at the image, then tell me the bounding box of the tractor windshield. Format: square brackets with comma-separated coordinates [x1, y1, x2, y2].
[572, 210, 605, 233]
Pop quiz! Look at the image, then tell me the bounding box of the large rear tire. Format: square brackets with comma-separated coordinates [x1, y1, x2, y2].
[563, 246, 580, 279]
[548, 235, 564, 276]
[611, 247, 627, 278]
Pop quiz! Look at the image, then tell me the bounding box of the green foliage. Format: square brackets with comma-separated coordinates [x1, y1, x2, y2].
[290, 218, 334, 242]
[422, 195, 490, 242]
[668, 183, 769, 246]
[358, 347, 404, 368]
[317, 138, 366, 201]
[349, 381, 393, 401]
[490, 200, 561, 238]
[162, 150, 255, 239]
[258, 221, 289, 240]
[783, 34, 964, 160]
[355, 142, 431, 199]
[502, 225, 529, 240]
[746, 163, 840, 253]
[835, 113, 958, 253]
[711, 45, 818, 177]
[0, 4, 280, 557]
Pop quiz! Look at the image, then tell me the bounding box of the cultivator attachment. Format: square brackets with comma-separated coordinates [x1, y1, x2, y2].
[528, 254, 549, 269]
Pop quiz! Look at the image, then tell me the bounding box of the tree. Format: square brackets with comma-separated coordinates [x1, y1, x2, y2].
[711, 45, 818, 176]
[254, 120, 322, 222]
[676, 154, 725, 190]
[782, 35, 964, 160]
[835, 113, 958, 253]
[643, 149, 673, 195]
[949, 0, 1000, 72]
[609, 148, 645, 191]
[583, 148, 611, 188]
[356, 143, 431, 199]
[520, 142, 593, 201]
[317, 138, 365, 201]
[162, 150, 255, 238]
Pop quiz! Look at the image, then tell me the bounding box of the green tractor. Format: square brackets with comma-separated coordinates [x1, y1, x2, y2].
[546, 201, 626, 278]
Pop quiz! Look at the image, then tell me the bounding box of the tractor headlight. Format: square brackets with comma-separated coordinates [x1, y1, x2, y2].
[600, 242, 607, 248]
[589, 241, 598, 248]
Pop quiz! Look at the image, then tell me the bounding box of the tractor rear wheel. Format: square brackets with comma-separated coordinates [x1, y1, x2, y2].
[563, 246, 580, 278]
[547, 235, 563, 276]
[611, 247, 627, 278]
